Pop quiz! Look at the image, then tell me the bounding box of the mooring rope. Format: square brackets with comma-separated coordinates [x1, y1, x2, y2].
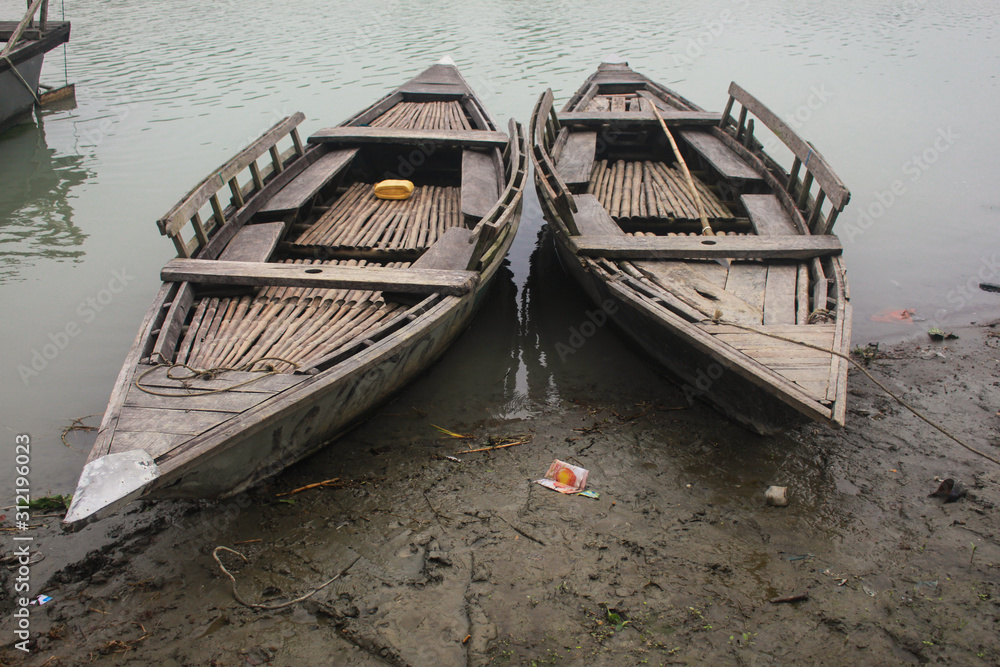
[1, 54, 40, 104]
[212, 547, 360, 611]
[714, 317, 1000, 466]
[134, 357, 299, 397]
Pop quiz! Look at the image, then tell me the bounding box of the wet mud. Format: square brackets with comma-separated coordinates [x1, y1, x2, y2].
[3, 322, 1000, 666]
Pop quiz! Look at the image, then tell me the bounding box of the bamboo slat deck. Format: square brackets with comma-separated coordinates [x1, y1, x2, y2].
[292, 183, 463, 250]
[368, 100, 472, 130]
[587, 160, 733, 220]
[173, 259, 407, 373]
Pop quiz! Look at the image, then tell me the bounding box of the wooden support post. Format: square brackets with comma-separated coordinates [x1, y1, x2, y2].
[269, 145, 284, 174]
[249, 161, 264, 191]
[229, 177, 244, 208]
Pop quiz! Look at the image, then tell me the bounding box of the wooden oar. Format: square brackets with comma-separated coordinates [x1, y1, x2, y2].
[640, 91, 714, 236]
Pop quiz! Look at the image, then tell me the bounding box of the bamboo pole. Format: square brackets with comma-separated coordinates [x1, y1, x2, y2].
[642, 93, 714, 236]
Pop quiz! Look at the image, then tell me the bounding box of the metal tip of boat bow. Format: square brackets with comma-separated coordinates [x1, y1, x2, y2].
[62, 451, 160, 531]
[437, 55, 457, 66]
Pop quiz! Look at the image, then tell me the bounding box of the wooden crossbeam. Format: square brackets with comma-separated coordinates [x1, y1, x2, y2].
[556, 110, 722, 127]
[571, 234, 842, 260]
[161, 259, 479, 295]
[307, 127, 508, 149]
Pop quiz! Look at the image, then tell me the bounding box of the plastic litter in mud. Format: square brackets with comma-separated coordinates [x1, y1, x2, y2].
[871, 308, 916, 323]
[30, 595, 52, 605]
[535, 460, 588, 494]
[577, 490, 600, 499]
[765, 486, 789, 507]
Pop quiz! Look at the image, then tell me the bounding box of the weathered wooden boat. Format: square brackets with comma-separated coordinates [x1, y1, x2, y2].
[1, 0, 71, 133]
[530, 62, 851, 434]
[64, 58, 527, 528]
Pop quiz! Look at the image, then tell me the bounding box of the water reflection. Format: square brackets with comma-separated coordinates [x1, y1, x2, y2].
[0, 110, 89, 282]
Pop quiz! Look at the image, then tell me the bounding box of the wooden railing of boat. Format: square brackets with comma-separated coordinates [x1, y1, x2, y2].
[528, 89, 579, 230]
[1, 0, 51, 56]
[718, 83, 851, 236]
[157, 114, 308, 259]
[467, 118, 528, 271]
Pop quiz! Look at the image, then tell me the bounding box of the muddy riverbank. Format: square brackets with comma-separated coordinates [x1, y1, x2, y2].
[2, 322, 999, 666]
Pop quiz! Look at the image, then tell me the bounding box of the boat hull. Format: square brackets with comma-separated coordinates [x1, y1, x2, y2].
[0, 53, 43, 132]
[150, 208, 519, 500]
[0, 21, 70, 133]
[545, 203, 806, 434]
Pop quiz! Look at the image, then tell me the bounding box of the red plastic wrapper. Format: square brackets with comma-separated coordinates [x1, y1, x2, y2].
[535, 459, 589, 494]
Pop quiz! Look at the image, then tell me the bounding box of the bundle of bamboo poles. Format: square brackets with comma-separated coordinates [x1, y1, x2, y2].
[294, 183, 463, 250]
[369, 101, 472, 130]
[174, 259, 407, 373]
[588, 160, 733, 220]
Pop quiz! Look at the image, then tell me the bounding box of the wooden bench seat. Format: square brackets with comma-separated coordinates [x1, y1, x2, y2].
[679, 130, 761, 182]
[461, 149, 500, 222]
[556, 132, 598, 189]
[410, 226, 477, 271]
[161, 258, 479, 296]
[259, 148, 358, 218]
[741, 194, 799, 235]
[557, 110, 722, 127]
[572, 194, 624, 237]
[307, 127, 508, 149]
[571, 234, 841, 259]
[218, 222, 287, 262]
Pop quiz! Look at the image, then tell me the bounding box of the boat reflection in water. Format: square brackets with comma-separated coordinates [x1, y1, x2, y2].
[0, 109, 89, 283]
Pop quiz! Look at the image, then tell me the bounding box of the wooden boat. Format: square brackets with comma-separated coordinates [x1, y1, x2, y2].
[530, 61, 851, 434]
[1, 0, 71, 133]
[64, 58, 527, 528]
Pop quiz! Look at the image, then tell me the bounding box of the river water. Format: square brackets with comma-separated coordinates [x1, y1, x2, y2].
[2, 0, 998, 494]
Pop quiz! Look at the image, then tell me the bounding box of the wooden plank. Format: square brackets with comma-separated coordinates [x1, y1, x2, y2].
[679, 130, 761, 181]
[572, 194, 624, 237]
[218, 222, 286, 263]
[161, 259, 479, 296]
[108, 431, 192, 460]
[308, 127, 508, 149]
[124, 385, 268, 413]
[741, 194, 797, 236]
[158, 114, 305, 237]
[133, 364, 306, 393]
[410, 226, 476, 271]
[557, 110, 722, 127]
[396, 83, 466, 97]
[572, 234, 842, 259]
[635, 261, 762, 325]
[763, 264, 797, 324]
[116, 407, 235, 435]
[724, 262, 767, 321]
[556, 131, 598, 188]
[703, 323, 835, 338]
[461, 149, 500, 220]
[609, 282, 833, 423]
[727, 83, 850, 210]
[260, 148, 358, 216]
[150, 283, 195, 365]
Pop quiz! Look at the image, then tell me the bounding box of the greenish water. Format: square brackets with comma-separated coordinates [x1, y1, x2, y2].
[1, 0, 998, 494]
